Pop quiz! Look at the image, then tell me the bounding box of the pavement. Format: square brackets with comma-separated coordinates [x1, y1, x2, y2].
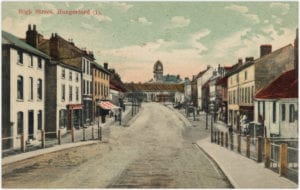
[195, 115, 298, 188]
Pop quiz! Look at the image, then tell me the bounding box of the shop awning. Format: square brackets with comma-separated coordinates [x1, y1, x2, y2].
[67, 104, 83, 110]
[98, 101, 119, 110]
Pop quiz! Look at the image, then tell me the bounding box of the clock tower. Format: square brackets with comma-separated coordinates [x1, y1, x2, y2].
[153, 60, 163, 82]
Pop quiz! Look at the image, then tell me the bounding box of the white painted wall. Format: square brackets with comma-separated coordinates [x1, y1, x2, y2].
[56, 65, 82, 132]
[10, 48, 46, 148]
[197, 67, 214, 109]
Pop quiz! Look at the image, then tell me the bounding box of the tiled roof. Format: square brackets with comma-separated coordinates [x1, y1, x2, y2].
[2, 31, 49, 59]
[125, 83, 184, 92]
[255, 69, 298, 99]
[110, 80, 127, 93]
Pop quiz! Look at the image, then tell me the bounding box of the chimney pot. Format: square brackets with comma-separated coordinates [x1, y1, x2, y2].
[260, 45, 272, 57]
[28, 24, 31, 31]
[104, 62, 108, 70]
[33, 24, 36, 31]
[238, 58, 243, 65]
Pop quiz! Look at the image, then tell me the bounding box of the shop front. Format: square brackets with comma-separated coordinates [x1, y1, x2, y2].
[97, 101, 119, 123]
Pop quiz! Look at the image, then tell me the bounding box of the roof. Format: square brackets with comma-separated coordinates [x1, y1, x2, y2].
[255, 69, 298, 99]
[125, 83, 184, 92]
[110, 80, 127, 93]
[216, 76, 228, 86]
[92, 62, 110, 74]
[2, 30, 49, 59]
[163, 74, 182, 83]
[228, 44, 293, 77]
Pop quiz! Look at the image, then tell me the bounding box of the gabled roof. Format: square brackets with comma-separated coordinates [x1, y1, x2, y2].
[2, 31, 49, 59]
[255, 69, 298, 99]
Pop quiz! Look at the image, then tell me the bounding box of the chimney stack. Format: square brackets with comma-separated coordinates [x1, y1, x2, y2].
[245, 57, 254, 63]
[260, 45, 272, 57]
[26, 24, 39, 48]
[104, 62, 108, 70]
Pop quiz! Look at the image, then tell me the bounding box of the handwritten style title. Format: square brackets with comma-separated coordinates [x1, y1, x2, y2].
[18, 8, 101, 16]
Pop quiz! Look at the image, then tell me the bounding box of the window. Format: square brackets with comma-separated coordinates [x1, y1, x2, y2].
[273, 102, 276, 123]
[258, 101, 261, 118]
[17, 112, 23, 135]
[95, 83, 97, 95]
[30, 56, 33, 67]
[69, 71, 72, 81]
[282, 104, 286, 121]
[69, 86, 72, 101]
[87, 80, 89, 94]
[38, 110, 42, 130]
[62, 84, 65, 101]
[76, 73, 79, 82]
[247, 87, 250, 104]
[241, 88, 244, 104]
[83, 59, 85, 73]
[59, 109, 67, 128]
[76, 87, 79, 101]
[263, 102, 265, 119]
[29, 77, 33, 100]
[37, 79, 42, 100]
[62, 68, 65, 78]
[90, 81, 93, 94]
[83, 80, 85, 94]
[38, 58, 42, 69]
[17, 75, 23, 100]
[17, 50, 23, 64]
[244, 71, 247, 80]
[289, 104, 295, 123]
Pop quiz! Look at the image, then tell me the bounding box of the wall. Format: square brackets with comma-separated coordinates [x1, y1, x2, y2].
[10, 47, 45, 148]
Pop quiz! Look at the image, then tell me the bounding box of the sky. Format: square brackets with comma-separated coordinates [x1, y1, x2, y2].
[2, 1, 298, 82]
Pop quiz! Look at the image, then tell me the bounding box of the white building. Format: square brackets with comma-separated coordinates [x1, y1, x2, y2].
[254, 70, 298, 138]
[197, 66, 214, 110]
[2, 31, 49, 149]
[82, 56, 94, 125]
[45, 61, 82, 136]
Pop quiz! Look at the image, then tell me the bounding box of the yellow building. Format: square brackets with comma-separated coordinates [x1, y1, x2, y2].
[228, 44, 294, 132]
[92, 62, 110, 120]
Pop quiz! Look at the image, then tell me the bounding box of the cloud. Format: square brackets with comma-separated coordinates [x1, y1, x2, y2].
[225, 4, 260, 24]
[270, 3, 290, 15]
[225, 4, 248, 13]
[213, 26, 295, 61]
[138, 17, 152, 25]
[190, 29, 210, 52]
[170, 16, 190, 28]
[95, 15, 112, 22]
[113, 2, 133, 12]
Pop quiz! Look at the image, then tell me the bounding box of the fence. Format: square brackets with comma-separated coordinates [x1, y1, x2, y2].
[212, 129, 298, 183]
[2, 126, 103, 158]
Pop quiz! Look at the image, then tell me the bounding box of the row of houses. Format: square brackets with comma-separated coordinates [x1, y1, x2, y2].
[2, 25, 127, 149]
[184, 29, 298, 139]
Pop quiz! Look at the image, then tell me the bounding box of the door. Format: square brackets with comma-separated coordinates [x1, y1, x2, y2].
[28, 110, 34, 140]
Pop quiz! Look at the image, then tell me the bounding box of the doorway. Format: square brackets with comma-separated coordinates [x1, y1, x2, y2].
[28, 110, 34, 140]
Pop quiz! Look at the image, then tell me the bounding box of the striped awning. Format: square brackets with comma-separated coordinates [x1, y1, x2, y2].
[98, 101, 119, 110]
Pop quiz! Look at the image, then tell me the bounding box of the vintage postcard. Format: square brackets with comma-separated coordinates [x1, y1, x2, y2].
[1, 1, 298, 188]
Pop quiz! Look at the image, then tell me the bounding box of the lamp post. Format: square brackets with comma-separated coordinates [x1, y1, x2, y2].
[209, 102, 215, 143]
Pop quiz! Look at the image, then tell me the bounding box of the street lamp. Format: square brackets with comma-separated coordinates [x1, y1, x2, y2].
[209, 102, 215, 143]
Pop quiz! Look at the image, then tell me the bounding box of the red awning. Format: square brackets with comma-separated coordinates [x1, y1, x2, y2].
[98, 101, 119, 110]
[67, 104, 83, 110]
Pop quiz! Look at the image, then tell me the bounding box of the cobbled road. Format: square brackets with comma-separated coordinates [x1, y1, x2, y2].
[2, 102, 232, 188]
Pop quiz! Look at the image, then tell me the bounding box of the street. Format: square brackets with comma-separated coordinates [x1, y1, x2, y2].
[2, 102, 231, 188]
